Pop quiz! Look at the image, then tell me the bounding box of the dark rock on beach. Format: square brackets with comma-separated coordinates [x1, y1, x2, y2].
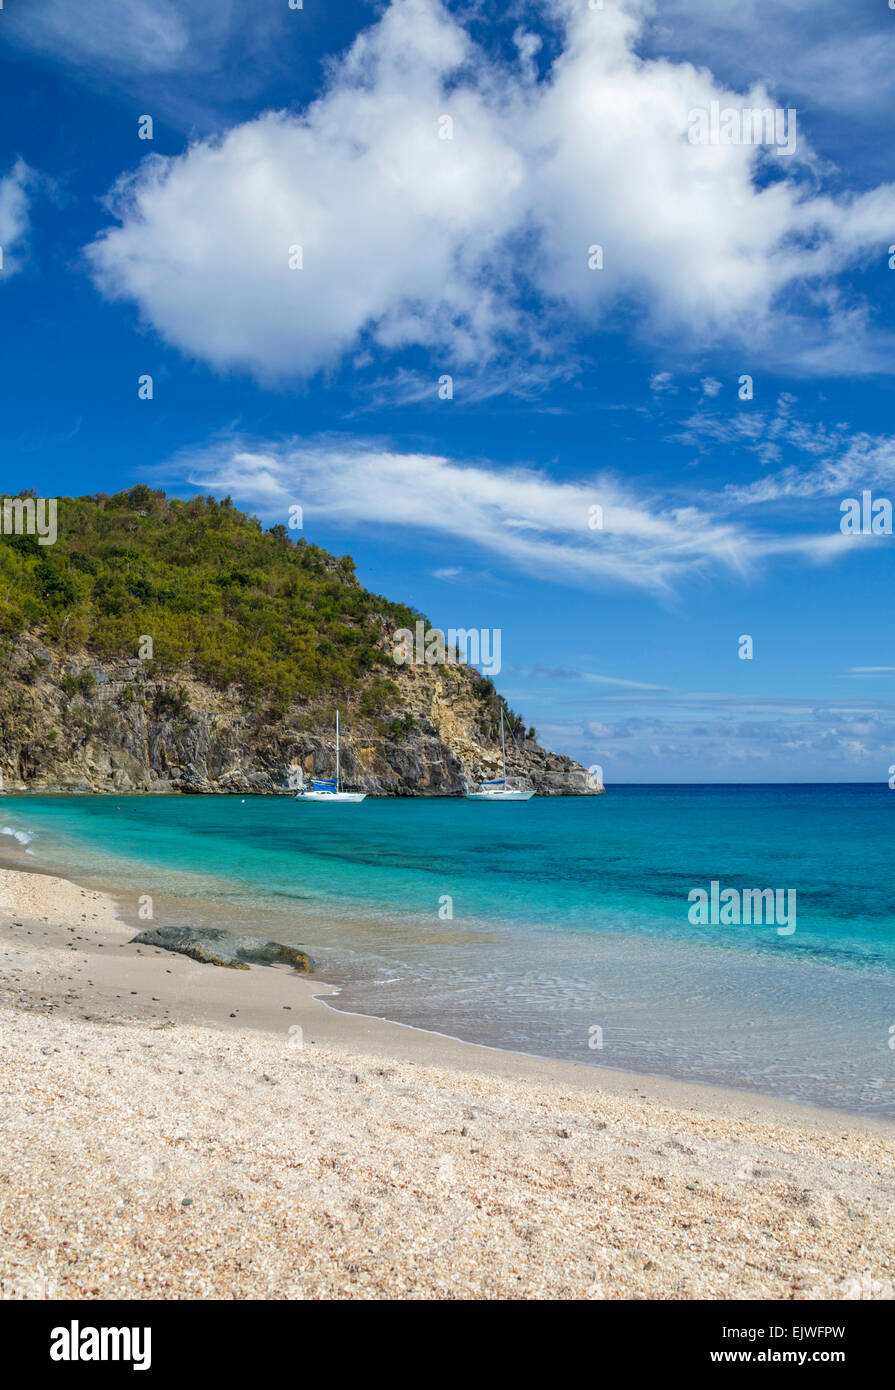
[130, 926, 313, 974]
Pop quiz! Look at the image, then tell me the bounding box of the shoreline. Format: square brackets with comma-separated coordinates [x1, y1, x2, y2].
[1, 836, 893, 1131]
[1, 858, 894, 1297]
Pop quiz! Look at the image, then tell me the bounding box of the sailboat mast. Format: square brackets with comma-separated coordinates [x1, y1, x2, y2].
[500, 706, 506, 783]
[336, 709, 340, 791]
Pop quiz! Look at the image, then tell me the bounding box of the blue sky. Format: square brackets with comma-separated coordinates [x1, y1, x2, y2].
[2, 0, 895, 781]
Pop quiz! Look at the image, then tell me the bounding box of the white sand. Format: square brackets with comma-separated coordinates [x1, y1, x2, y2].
[0, 864, 893, 1300]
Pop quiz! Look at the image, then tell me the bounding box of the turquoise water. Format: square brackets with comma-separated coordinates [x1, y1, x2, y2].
[2, 786, 894, 1116]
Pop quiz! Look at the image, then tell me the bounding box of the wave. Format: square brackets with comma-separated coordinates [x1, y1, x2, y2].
[0, 825, 35, 846]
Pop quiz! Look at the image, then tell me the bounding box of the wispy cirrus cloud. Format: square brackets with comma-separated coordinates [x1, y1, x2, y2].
[3, 0, 293, 132]
[7, 0, 198, 74]
[724, 433, 895, 508]
[676, 391, 852, 468]
[674, 395, 895, 511]
[643, 0, 895, 121]
[516, 663, 667, 690]
[2, 0, 266, 78]
[166, 431, 855, 595]
[0, 160, 34, 279]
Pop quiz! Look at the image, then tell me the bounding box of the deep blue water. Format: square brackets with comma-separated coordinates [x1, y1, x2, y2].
[2, 786, 894, 1116]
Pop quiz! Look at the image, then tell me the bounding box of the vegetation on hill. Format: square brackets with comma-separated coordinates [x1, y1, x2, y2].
[0, 487, 419, 711]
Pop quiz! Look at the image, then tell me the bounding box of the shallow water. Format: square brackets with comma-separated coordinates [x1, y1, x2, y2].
[3, 786, 894, 1117]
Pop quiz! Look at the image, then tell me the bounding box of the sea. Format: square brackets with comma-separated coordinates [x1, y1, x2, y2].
[2, 784, 894, 1118]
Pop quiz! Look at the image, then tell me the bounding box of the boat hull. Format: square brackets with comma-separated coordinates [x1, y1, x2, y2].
[294, 792, 367, 803]
[465, 790, 535, 801]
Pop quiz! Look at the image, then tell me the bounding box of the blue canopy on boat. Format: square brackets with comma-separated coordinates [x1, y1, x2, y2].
[480, 778, 506, 786]
[311, 778, 338, 791]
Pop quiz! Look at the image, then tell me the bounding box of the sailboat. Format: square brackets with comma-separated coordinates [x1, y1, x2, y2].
[294, 710, 367, 802]
[465, 708, 535, 801]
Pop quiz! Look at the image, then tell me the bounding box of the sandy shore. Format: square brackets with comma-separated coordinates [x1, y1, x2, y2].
[0, 862, 893, 1300]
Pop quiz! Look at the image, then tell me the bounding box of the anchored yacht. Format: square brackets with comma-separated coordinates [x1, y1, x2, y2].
[465, 708, 535, 801]
[294, 710, 367, 802]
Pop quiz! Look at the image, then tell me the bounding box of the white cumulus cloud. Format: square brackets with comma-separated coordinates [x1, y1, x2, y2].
[86, 0, 895, 383]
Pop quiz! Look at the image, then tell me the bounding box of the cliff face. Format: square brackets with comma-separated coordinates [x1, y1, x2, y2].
[0, 635, 602, 797]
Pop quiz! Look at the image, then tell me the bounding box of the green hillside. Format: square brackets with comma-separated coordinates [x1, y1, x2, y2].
[0, 487, 419, 712]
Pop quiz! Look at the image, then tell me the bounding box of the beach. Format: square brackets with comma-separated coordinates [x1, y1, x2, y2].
[0, 860, 893, 1301]
[6, 788, 895, 1120]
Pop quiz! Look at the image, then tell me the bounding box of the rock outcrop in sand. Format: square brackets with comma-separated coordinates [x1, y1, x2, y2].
[131, 925, 314, 973]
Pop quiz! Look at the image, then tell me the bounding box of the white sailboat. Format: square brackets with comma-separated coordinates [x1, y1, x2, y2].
[294, 710, 367, 802]
[465, 708, 535, 801]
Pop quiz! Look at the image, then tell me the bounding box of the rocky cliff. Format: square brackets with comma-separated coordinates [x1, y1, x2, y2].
[0, 489, 602, 797]
[0, 632, 602, 796]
